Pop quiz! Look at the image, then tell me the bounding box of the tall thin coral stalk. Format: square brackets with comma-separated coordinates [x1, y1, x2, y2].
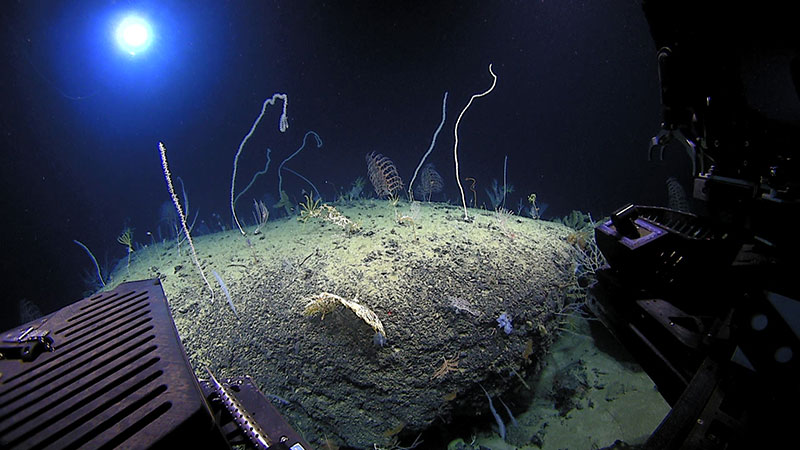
[454, 64, 497, 220]
[160, 142, 215, 302]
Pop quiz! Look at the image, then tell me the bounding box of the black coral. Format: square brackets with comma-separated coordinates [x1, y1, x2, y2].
[366, 152, 404, 198]
[414, 163, 444, 201]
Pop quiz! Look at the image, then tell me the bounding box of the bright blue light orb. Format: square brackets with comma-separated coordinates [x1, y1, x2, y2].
[115, 15, 153, 55]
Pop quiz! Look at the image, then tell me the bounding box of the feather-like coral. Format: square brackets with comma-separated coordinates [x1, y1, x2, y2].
[366, 152, 403, 198]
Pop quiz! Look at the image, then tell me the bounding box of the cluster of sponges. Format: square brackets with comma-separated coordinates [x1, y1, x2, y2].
[319, 205, 361, 234]
[303, 292, 386, 346]
[298, 195, 361, 234]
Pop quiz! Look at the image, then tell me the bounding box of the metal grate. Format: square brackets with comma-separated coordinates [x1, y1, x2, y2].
[0, 279, 218, 449]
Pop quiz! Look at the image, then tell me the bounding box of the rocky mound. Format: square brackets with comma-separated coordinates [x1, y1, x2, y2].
[108, 200, 582, 448]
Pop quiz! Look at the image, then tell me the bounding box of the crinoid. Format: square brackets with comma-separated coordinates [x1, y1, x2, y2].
[298, 194, 322, 223]
[366, 151, 404, 198]
[431, 356, 460, 380]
